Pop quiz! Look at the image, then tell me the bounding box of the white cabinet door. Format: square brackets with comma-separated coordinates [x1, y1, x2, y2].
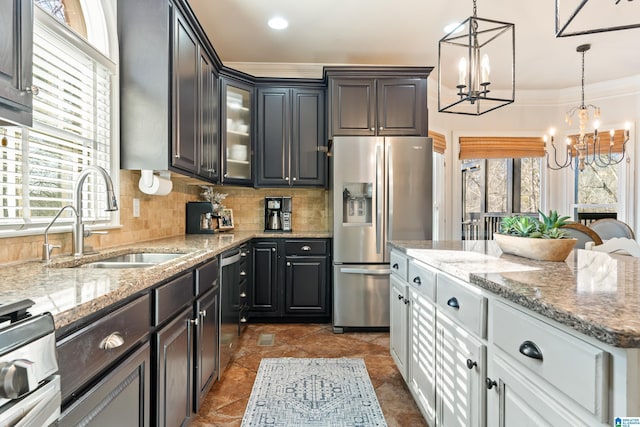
[486, 353, 585, 427]
[409, 287, 437, 426]
[436, 312, 486, 427]
[390, 274, 409, 380]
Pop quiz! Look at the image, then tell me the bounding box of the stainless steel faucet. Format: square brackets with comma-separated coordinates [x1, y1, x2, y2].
[72, 166, 118, 256]
[42, 166, 118, 261]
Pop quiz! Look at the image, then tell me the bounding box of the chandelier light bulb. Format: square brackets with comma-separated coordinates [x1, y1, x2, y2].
[458, 57, 467, 86]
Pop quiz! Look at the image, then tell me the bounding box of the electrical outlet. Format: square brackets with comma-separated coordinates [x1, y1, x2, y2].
[133, 198, 140, 217]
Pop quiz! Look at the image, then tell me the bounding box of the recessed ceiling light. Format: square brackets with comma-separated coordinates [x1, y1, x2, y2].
[268, 16, 288, 30]
[444, 22, 463, 34]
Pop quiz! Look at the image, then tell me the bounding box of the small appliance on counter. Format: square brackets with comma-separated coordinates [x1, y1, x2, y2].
[264, 196, 292, 232]
[186, 201, 217, 234]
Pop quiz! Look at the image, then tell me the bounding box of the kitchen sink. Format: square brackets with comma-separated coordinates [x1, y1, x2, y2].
[77, 252, 186, 269]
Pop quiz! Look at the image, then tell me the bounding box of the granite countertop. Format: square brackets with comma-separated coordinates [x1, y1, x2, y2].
[0, 231, 331, 333]
[389, 240, 640, 348]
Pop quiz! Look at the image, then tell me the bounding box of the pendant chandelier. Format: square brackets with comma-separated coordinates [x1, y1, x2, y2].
[438, 0, 515, 115]
[545, 44, 630, 171]
[555, 0, 640, 37]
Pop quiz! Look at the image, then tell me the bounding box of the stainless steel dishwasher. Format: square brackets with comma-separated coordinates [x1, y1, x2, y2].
[219, 245, 249, 378]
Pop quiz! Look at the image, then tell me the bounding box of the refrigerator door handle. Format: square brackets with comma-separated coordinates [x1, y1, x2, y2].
[340, 267, 391, 275]
[375, 143, 383, 254]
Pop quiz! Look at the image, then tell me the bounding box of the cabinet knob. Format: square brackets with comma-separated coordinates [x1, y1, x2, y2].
[370, 127, 375, 131]
[292, 177, 297, 181]
[466, 359, 477, 370]
[240, 270, 247, 276]
[240, 317, 248, 323]
[519, 340, 543, 360]
[190, 318, 199, 326]
[486, 378, 498, 390]
[379, 126, 383, 131]
[199, 309, 207, 317]
[25, 85, 39, 96]
[240, 251, 248, 257]
[447, 297, 460, 310]
[413, 276, 421, 285]
[240, 292, 247, 298]
[301, 245, 311, 251]
[287, 261, 291, 267]
[272, 247, 276, 252]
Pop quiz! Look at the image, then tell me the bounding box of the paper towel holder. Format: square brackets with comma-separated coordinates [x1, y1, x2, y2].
[139, 170, 173, 195]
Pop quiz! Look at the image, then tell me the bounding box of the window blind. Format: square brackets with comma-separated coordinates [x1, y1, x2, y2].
[459, 137, 545, 160]
[428, 130, 446, 154]
[0, 9, 113, 230]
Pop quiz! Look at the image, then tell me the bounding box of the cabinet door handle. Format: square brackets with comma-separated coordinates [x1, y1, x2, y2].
[301, 245, 311, 251]
[519, 340, 543, 360]
[413, 276, 421, 285]
[486, 378, 498, 390]
[392, 263, 399, 270]
[99, 332, 124, 350]
[447, 297, 460, 310]
[285, 176, 289, 180]
[466, 359, 477, 370]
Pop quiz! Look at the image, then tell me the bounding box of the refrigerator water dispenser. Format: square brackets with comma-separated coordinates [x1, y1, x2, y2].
[342, 183, 372, 224]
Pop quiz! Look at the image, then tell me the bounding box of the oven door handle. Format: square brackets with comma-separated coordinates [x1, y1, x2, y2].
[220, 252, 241, 267]
[14, 376, 61, 427]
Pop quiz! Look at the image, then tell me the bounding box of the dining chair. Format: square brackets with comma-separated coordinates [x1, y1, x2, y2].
[588, 218, 635, 240]
[560, 222, 603, 249]
[585, 237, 640, 257]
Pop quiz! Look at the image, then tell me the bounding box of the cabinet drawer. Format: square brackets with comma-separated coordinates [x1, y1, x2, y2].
[390, 250, 408, 281]
[196, 258, 218, 296]
[436, 273, 486, 338]
[285, 240, 327, 255]
[408, 259, 436, 300]
[57, 294, 150, 402]
[153, 273, 194, 326]
[492, 301, 609, 420]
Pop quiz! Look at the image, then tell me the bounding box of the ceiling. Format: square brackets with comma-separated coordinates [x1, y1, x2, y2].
[186, 0, 640, 91]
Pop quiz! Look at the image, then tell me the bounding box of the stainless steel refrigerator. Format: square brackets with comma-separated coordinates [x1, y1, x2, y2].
[331, 136, 432, 332]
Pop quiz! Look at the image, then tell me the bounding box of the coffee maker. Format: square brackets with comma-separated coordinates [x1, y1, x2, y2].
[264, 196, 292, 232]
[186, 202, 217, 234]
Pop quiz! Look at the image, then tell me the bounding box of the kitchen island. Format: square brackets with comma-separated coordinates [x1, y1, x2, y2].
[388, 240, 640, 426]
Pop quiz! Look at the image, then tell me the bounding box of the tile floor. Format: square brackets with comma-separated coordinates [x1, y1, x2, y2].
[191, 323, 428, 427]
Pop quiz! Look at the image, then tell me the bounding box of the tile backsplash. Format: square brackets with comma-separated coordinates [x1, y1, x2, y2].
[0, 170, 329, 264]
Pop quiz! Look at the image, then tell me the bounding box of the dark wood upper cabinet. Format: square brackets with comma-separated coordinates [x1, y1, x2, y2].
[0, 0, 33, 126]
[327, 68, 432, 137]
[256, 85, 326, 187]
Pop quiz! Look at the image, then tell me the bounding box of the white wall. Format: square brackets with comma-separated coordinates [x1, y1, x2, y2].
[428, 74, 640, 240]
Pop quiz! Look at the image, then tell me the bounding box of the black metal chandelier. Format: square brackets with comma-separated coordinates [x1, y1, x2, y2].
[545, 44, 630, 171]
[438, 0, 515, 115]
[556, 0, 640, 37]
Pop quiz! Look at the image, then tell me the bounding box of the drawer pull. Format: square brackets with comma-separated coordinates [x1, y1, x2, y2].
[404, 298, 410, 305]
[412, 276, 421, 285]
[240, 271, 247, 276]
[99, 332, 124, 350]
[392, 263, 399, 270]
[447, 297, 460, 310]
[466, 359, 477, 370]
[240, 317, 248, 323]
[486, 378, 497, 390]
[301, 245, 311, 251]
[519, 340, 543, 360]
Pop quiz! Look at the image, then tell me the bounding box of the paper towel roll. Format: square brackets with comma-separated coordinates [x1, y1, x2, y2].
[139, 172, 173, 195]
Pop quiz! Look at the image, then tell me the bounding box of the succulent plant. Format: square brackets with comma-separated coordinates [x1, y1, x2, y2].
[499, 210, 571, 239]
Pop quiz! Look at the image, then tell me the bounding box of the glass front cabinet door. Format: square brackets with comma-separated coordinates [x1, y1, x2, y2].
[221, 77, 253, 185]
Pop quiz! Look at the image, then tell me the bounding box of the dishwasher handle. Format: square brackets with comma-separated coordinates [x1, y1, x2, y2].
[220, 251, 241, 267]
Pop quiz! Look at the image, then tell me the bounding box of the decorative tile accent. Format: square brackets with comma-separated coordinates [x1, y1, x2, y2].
[242, 358, 387, 427]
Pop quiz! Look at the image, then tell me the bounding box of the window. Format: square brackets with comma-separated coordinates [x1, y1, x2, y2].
[574, 162, 619, 223]
[0, 3, 115, 232]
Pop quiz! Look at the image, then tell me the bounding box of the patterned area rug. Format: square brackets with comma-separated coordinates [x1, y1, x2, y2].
[241, 358, 387, 427]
